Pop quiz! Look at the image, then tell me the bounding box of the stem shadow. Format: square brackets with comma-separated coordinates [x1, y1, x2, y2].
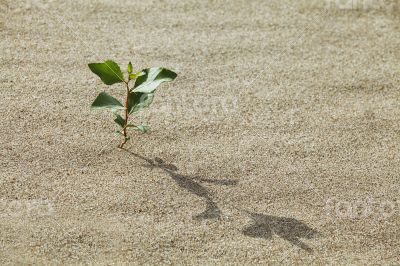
[122, 149, 238, 220]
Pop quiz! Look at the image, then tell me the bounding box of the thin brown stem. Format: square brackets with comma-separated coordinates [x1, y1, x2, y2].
[118, 81, 130, 149]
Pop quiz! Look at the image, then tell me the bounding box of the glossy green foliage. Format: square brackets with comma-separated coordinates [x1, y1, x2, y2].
[133, 68, 177, 93]
[91, 91, 125, 110]
[88, 60, 177, 148]
[88, 60, 124, 85]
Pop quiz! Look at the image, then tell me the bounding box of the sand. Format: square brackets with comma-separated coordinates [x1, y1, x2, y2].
[1, 0, 399, 264]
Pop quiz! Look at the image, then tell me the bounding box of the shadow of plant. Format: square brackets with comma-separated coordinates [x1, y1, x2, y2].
[242, 212, 318, 252]
[122, 149, 317, 251]
[123, 149, 238, 220]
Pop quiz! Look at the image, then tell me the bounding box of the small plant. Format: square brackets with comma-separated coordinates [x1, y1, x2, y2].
[88, 60, 177, 148]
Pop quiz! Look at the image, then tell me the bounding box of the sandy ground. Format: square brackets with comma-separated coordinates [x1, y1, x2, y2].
[1, 0, 400, 264]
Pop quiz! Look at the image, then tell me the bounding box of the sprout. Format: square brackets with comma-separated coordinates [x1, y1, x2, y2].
[88, 60, 177, 148]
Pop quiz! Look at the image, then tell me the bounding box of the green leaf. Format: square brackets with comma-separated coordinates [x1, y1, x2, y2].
[114, 114, 125, 127]
[91, 92, 125, 110]
[133, 67, 177, 93]
[129, 71, 145, 80]
[133, 125, 149, 133]
[127, 92, 154, 114]
[88, 60, 124, 85]
[125, 124, 149, 133]
[127, 62, 133, 75]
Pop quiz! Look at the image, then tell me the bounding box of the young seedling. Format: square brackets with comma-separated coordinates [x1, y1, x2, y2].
[88, 60, 177, 148]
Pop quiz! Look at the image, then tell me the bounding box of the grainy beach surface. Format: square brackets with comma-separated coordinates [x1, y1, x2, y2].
[1, 0, 399, 264]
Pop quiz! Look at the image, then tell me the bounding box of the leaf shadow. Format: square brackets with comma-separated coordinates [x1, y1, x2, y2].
[122, 149, 238, 220]
[242, 211, 319, 253]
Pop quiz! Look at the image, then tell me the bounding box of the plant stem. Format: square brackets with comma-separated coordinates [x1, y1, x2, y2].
[118, 81, 130, 148]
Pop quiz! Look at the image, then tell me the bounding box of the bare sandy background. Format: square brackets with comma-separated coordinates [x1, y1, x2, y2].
[1, 0, 399, 264]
